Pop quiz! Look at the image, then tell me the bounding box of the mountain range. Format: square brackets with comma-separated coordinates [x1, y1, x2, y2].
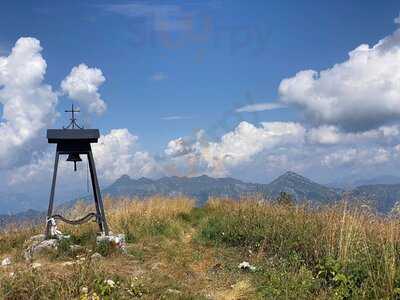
[2, 171, 400, 227]
[76, 171, 400, 213]
[101, 171, 340, 206]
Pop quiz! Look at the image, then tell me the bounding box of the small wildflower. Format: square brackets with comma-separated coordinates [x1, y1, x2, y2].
[91, 292, 100, 300]
[1, 257, 11, 266]
[104, 279, 116, 288]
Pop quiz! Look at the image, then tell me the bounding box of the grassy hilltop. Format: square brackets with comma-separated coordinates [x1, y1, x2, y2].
[1, 196, 400, 299]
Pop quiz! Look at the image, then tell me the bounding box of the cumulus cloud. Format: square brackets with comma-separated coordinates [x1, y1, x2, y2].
[61, 64, 107, 115]
[307, 125, 400, 145]
[235, 102, 286, 113]
[164, 121, 306, 176]
[165, 137, 194, 157]
[0, 37, 58, 169]
[92, 129, 160, 182]
[162, 118, 400, 179]
[202, 122, 305, 171]
[322, 147, 391, 168]
[279, 27, 400, 131]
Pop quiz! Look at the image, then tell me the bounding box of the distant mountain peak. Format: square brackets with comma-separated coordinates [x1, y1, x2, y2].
[267, 171, 338, 203]
[273, 171, 312, 183]
[113, 175, 132, 185]
[198, 174, 211, 179]
[137, 177, 153, 183]
[282, 171, 303, 177]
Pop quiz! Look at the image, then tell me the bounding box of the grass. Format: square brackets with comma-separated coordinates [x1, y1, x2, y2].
[0, 196, 400, 299]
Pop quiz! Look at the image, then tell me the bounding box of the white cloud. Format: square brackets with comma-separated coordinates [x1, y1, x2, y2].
[0, 37, 58, 169]
[9, 128, 161, 187]
[395, 13, 400, 25]
[162, 118, 400, 179]
[161, 115, 192, 120]
[164, 121, 306, 176]
[307, 125, 400, 145]
[202, 122, 305, 171]
[92, 129, 160, 182]
[102, 4, 192, 32]
[235, 102, 286, 113]
[322, 148, 391, 168]
[151, 72, 168, 81]
[279, 28, 400, 131]
[165, 137, 193, 157]
[61, 64, 107, 115]
[8, 151, 53, 185]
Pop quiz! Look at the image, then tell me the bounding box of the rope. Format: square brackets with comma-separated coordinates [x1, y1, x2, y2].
[51, 213, 99, 225]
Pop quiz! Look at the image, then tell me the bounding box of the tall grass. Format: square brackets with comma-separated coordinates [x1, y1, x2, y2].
[59, 196, 195, 244]
[199, 198, 400, 298]
[1, 196, 400, 298]
[106, 196, 194, 242]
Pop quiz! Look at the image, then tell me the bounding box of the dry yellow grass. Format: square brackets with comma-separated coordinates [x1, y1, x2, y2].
[0, 196, 400, 299]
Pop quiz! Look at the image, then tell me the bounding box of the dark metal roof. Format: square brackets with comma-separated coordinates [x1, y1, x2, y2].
[47, 129, 100, 143]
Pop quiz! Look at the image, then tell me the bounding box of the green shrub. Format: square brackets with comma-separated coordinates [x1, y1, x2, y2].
[95, 240, 113, 257]
[257, 265, 318, 299]
[316, 256, 368, 299]
[56, 237, 73, 258]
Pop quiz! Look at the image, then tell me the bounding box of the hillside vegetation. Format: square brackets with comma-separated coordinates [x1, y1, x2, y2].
[0, 196, 400, 299]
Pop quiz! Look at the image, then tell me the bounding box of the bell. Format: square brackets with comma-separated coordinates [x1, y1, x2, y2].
[66, 153, 82, 172]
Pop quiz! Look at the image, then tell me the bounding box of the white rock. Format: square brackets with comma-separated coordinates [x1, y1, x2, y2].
[24, 238, 59, 261]
[91, 252, 103, 260]
[96, 233, 127, 252]
[1, 257, 11, 266]
[31, 262, 42, 269]
[238, 261, 256, 271]
[61, 261, 75, 266]
[34, 239, 58, 253]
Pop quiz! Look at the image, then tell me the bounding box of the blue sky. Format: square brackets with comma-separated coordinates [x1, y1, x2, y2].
[1, 0, 398, 151]
[2, 1, 400, 207]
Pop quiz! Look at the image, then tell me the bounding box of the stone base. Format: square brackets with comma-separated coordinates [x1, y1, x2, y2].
[23, 233, 75, 261]
[23, 235, 57, 261]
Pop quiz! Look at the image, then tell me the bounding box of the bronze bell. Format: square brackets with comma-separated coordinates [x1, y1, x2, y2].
[66, 153, 82, 171]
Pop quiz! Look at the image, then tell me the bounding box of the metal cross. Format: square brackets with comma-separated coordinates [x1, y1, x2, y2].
[64, 104, 83, 129]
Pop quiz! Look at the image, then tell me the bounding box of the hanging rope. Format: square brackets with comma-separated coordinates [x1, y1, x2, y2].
[51, 213, 99, 225]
